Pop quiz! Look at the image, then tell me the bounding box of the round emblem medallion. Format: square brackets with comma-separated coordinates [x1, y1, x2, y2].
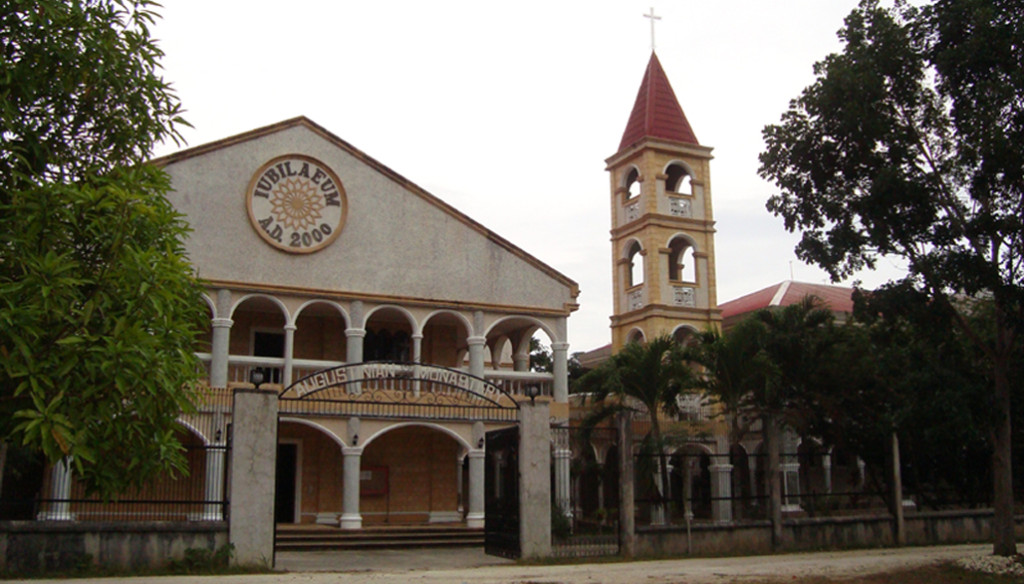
[245, 155, 347, 254]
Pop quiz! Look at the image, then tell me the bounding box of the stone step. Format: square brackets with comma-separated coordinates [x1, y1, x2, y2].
[275, 525, 484, 551]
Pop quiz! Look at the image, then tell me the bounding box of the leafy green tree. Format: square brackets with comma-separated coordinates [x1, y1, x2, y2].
[849, 289, 994, 509]
[576, 336, 694, 511]
[0, 0, 205, 496]
[759, 0, 1023, 554]
[529, 337, 585, 382]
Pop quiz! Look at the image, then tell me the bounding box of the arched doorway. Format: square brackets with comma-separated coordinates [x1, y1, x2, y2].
[361, 425, 463, 525]
[276, 420, 344, 524]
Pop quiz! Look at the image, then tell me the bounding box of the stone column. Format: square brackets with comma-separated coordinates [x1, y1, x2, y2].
[781, 462, 801, 511]
[512, 350, 529, 372]
[340, 446, 364, 529]
[553, 447, 573, 523]
[282, 323, 296, 387]
[466, 449, 486, 528]
[710, 463, 733, 523]
[682, 461, 693, 523]
[467, 336, 486, 378]
[229, 389, 278, 567]
[210, 317, 233, 388]
[518, 400, 551, 559]
[823, 451, 833, 494]
[551, 342, 569, 403]
[651, 462, 666, 526]
[748, 452, 759, 509]
[456, 453, 465, 516]
[411, 333, 424, 394]
[411, 333, 423, 362]
[38, 458, 74, 521]
[781, 432, 801, 512]
[345, 328, 365, 394]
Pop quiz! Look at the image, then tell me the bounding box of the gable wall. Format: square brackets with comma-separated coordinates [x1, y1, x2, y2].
[163, 125, 574, 312]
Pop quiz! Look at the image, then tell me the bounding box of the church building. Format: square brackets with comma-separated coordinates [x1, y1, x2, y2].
[144, 117, 578, 528]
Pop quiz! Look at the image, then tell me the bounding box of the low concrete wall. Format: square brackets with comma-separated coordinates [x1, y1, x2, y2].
[636, 511, 1023, 557]
[0, 521, 228, 574]
[638, 520, 773, 557]
[905, 509, 1004, 545]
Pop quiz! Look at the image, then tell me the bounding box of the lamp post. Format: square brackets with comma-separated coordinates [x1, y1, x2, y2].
[527, 383, 541, 405]
[249, 368, 266, 390]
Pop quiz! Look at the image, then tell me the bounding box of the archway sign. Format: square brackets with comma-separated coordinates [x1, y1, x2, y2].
[278, 361, 520, 421]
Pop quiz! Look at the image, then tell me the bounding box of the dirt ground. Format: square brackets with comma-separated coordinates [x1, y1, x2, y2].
[6, 543, 995, 584]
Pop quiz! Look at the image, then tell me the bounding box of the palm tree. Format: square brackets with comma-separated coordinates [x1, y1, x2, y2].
[690, 295, 836, 543]
[575, 335, 695, 517]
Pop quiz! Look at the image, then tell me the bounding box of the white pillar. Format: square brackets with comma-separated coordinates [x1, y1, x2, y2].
[682, 460, 693, 523]
[345, 328, 365, 363]
[411, 333, 424, 395]
[38, 458, 74, 521]
[551, 342, 569, 403]
[340, 446, 363, 529]
[513, 351, 529, 372]
[781, 462, 801, 511]
[282, 323, 296, 387]
[823, 452, 833, 494]
[467, 336, 486, 378]
[411, 333, 423, 362]
[553, 448, 572, 522]
[456, 454, 465, 516]
[466, 449, 485, 528]
[345, 328, 365, 394]
[210, 317, 233, 388]
[748, 452, 759, 507]
[710, 463, 733, 524]
[651, 462, 666, 526]
[781, 432, 801, 512]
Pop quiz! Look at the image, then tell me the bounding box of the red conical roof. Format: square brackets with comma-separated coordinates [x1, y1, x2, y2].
[618, 53, 698, 151]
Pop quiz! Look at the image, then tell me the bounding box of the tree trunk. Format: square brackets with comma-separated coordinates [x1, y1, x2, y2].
[991, 357, 1016, 556]
[618, 411, 636, 558]
[891, 432, 905, 546]
[765, 414, 783, 547]
[651, 418, 671, 525]
[0, 441, 7, 500]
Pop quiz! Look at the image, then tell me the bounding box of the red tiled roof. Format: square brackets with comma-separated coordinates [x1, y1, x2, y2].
[618, 53, 699, 151]
[719, 281, 856, 321]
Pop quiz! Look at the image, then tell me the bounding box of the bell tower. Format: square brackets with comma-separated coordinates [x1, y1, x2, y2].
[606, 53, 721, 351]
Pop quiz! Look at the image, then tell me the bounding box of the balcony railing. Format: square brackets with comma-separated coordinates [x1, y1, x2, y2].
[195, 354, 554, 399]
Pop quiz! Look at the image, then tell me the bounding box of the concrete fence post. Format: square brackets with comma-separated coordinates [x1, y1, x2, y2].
[518, 400, 551, 559]
[229, 389, 278, 567]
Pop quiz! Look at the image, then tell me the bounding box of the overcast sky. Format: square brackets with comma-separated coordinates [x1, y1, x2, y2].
[151, 1, 908, 353]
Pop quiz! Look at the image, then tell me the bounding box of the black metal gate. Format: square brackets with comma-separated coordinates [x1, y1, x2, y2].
[484, 425, 520, 558]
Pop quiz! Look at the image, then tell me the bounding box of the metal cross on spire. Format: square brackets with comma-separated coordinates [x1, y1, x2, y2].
[644, 7, 661, 52]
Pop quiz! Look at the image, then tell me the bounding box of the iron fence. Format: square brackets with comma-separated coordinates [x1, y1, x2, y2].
[2, 409, 231, 524]
[632, 450, 895, 527]
[551, 424, 620, 558]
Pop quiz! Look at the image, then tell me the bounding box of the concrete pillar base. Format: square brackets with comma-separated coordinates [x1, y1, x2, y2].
[315, 513, 339, 525]
[466, 512, 485, 529]
[339, 514, 363, 530]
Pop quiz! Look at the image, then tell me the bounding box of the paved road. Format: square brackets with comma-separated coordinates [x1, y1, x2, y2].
[8, 543, 992, 584]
